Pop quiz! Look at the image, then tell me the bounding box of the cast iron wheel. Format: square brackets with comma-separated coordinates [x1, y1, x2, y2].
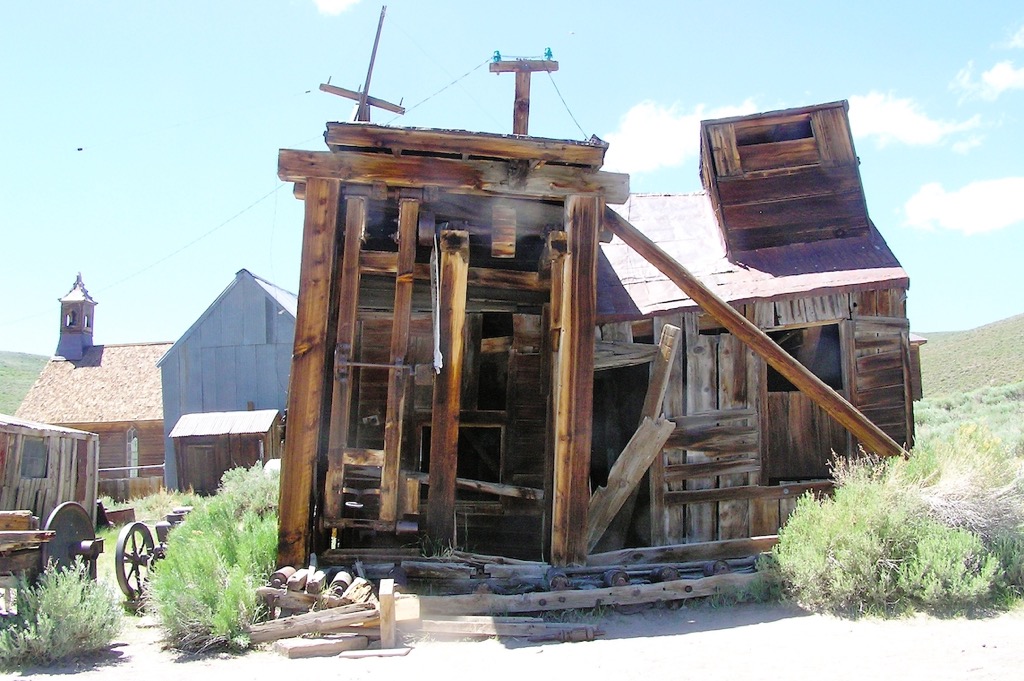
[43, 501, 95, 571]
[115, 521, 155, 602]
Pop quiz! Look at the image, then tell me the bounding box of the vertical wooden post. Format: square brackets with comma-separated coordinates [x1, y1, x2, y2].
[325, 196, 367, 522]
[379, 578, 397, 649]
[488, 59, 558, 136]
[550, 195, 599, 566]
[278, 177, 341, 569]
[425, 230, 470, 544]
[380, 198, 419, 523]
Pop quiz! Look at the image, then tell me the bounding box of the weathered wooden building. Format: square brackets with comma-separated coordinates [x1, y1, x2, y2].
[158, 269, 296, 489]
[169, 409, 283, 494]
[16, 276, 169, 487]
[275, 100, 913, 568]
[0, 413, 99, 523]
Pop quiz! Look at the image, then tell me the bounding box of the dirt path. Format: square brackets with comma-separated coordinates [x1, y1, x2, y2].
[13, 603, 1024, 680]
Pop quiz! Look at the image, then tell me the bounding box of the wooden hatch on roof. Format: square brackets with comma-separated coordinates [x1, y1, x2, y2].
[699, 101, 870, 254]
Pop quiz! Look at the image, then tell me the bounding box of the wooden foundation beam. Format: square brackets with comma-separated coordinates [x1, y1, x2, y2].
[425, 230, 470, 544]
[278, 177, 342, 569]
[605, 210, 906, 459]
[550, 195, 600, 566]
[325, 197, 367, 522]
[380, 198, 419, 523]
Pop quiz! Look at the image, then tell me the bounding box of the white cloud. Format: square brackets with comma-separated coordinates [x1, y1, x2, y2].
[313, 0, 360, 15]
[1009, 25, 1024, 49]
[903, 178, 1024, 234]
[602, 99, 757, 174]
[849, 92, 980, 147]
[953, 60, 1024, 100]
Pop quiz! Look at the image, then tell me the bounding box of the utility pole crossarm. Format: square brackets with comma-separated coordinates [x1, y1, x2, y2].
[490, 58, 559, 135]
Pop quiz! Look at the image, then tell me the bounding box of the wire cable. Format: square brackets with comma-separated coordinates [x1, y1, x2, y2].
[546, 71, 589, 139]
[384, 58, 492, 124]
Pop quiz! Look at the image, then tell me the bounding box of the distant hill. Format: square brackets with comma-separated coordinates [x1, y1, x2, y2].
[919, 313, 1024, 397]
[0, 351, 48, 415]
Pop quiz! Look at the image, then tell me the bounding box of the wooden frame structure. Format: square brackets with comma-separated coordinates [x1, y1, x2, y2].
[276, 101, 915, 569]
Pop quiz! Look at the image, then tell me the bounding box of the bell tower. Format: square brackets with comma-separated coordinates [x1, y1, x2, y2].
[55, 273, 97, 360]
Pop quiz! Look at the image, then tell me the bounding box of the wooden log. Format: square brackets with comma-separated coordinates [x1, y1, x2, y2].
[278, 150, 630, 204]
[325, 196, 367, 522]
[426, 230, 470, 543]
[269, 566, 296, 589]
[604, 210, 906, 459]
[379, 578, 397, 649]
[330, 570, 354, 594]
[551, 195, 600, 566]
[380, 198, 419, 524]
[246, 603, 378, 645]
[305, 570, 327, 595]
[342, 577, 378, 606]
[586, 417, 674, 551]
[418, 618, 598, 639]
[256, 586, 352, 613]
[273, 634, 370, 659]
[277, 177, 342, 568]
[416, 572, 761, 616]
[587, 535, 778, 566]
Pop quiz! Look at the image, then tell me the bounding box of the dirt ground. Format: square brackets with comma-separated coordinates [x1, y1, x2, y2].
[11, 603, 1024, 680]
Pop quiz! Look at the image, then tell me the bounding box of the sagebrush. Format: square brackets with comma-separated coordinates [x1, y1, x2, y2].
[0, 561, 122, 669]
[148, 465, 279, 653]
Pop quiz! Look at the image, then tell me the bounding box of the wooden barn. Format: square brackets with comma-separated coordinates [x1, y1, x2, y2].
[0, 413, 99, 523]
[169, 409, 283, 495]
[158, 269, 296, 489]
[16, 275, 169, 497]
[274, 99, 913, 569]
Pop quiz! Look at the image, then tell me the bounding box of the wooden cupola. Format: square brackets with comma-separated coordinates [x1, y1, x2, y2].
[699, 101, 870, 254]
[55, 273, 97, 361]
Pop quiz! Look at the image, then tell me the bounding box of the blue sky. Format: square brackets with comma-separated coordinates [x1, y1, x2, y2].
[2, 1, 1022, 356]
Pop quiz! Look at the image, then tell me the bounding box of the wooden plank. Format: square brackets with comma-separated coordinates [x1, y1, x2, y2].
[604, 212, 905, 459]
[0, 511, 34, 531]
[738, 137, 820, 172]
[723, 189, 866, 231]
[359, 252, 545, 292]
[685, 316, 717, 543]
[715, 164, 861, 206]
[277, 177, 341, 569]
[640, 324, 682, 420]
[380, 198, 419, 524]
[810, 107, 856, 164]
[273, 634, 370, 659]
[717, 334, 750, 540]
[417, 572, 761, 616]
[325, 122, 607, 168]
[726, 217, 869, 251]
[586, 417, 674, 552]
[405, 471, 543, 501]
[246, 603, 378, 645]
[425, 230, 470, 543]
[550, 195, 599, 566]
[588, 535, 778, 566]
[342, 448, 384, 467]
[664, 458, 760, 483]
[325, 196, 367, 523]
[708, 123, 741, 178]
[379, 578, 397, 649]
[278, 150, 630, 204]
[665, 481, 832, 505]
[651, 314, 685, 545]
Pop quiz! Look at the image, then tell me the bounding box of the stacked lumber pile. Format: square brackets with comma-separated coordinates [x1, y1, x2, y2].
[257, 539, 771, 658]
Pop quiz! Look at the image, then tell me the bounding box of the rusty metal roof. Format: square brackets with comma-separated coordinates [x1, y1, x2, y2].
[169, 409, 280, 438]
[597, 193, 908, 321]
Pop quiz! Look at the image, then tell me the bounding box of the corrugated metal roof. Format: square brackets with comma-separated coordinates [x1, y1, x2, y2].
[597, 193, 908, 320]
[0, 413, 94, 436]
[251, 272, 298, 317]
[169, 409, 280, 438]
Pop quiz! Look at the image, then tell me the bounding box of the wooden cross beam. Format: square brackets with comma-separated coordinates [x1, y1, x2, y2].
[319, 5, 405, 121]
[489, 58, 559, 135]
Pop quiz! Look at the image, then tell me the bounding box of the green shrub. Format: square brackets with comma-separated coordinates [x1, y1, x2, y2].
[148, 465, 279, 653]
[774, 456, 1002, 616]
[0, 562, 122, 669]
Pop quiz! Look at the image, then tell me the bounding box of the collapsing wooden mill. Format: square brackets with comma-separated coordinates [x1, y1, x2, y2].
[274, 52, 915, 581]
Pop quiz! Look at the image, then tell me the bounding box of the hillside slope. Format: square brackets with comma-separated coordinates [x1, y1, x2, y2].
[0, 351, 48, 414]
[919, 313, 1024, 396]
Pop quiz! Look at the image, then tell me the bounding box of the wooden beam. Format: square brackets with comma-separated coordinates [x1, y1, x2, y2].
[425, 230, 470, 543]
[319, 83, 406, 115]
[359, 251, 544, 292]
[325, 197, 367, 523]
[278, 177, 341, 569]
[278, 150, 630, 204]
[604, 211, 906, 459]
[325, 122, 607, 168]
[405, 471, 543, 501]
[587, 536, 779, 566]
[664, 481, 832, 505]
[380, 199, 419, 524]
[379, 578, 397, 649]
[586, 417, 674, 552]
[550, 195, 600, 566]
[415, 572, 759, 616]
[641, 324, 682, 420]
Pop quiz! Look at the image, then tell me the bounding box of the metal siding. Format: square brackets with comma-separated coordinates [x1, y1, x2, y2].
[214, 345, 237, 410]
[200, 346, 219, 411]
[219, 285, 246, 347]
[241, 280, 265, 346]
[235, 345, 258, 407]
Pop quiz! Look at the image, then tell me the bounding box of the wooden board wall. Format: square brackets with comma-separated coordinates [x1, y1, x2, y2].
[0, 427, 98, 523]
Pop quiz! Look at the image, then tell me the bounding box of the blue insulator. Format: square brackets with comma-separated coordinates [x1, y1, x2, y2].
[544, 47, 553, 60]
[493, 50, 501, 63]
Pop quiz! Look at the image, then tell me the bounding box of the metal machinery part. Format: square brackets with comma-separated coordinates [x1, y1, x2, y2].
[115, 522, 157, 602]
[113, 507, 191, 602]
[42, 502, 104, 578]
